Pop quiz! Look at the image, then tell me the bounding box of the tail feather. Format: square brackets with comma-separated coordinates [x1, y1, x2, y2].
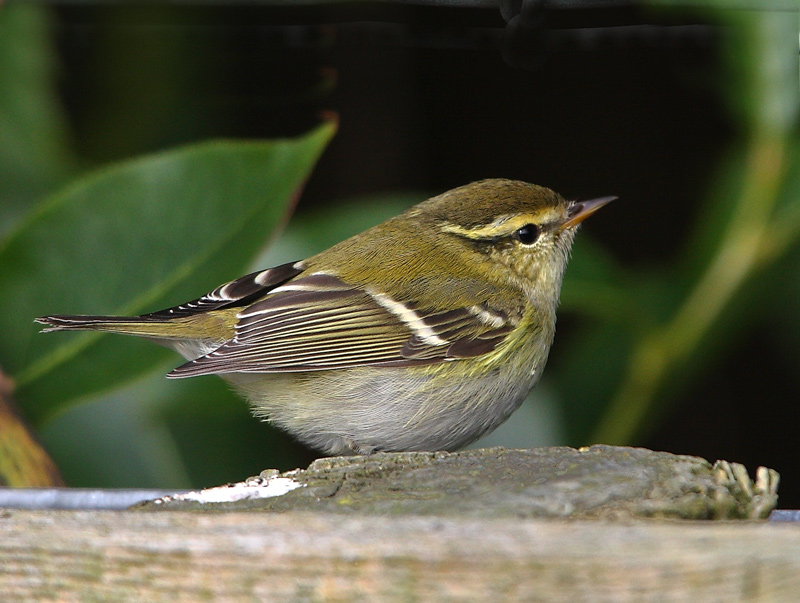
[36, 314, 231, 362]
[35, 314, 192, 339]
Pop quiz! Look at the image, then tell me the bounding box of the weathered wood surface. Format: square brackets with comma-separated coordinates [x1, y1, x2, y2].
[147, 446, 779, 519]
[1, 510, 799, 602]
[0, 446, 787, 601]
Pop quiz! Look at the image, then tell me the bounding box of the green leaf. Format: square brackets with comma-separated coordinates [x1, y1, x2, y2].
[1, 121, 336, 424]
[0, 4, 76, 237]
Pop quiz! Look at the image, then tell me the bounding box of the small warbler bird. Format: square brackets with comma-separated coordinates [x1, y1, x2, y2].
[37, 179, 612, 455]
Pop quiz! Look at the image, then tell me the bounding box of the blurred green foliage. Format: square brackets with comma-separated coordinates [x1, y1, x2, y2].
[0, 4, 74, 236]
[0, 3, 798, 490]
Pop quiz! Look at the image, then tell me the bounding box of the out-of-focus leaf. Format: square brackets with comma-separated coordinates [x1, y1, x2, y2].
[2, 121, 336, 424]
[0, 369, 64, 487]
[0, 4, 75, 237]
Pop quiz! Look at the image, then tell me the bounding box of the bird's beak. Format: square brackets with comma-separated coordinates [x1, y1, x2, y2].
[560, 196, 616, 230]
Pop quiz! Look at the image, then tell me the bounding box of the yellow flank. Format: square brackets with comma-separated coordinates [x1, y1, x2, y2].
[419, 304, 548, 379]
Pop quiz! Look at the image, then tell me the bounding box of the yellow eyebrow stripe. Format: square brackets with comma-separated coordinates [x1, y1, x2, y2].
[441, 214, 549, 239]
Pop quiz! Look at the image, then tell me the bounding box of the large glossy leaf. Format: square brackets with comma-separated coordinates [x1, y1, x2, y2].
[1, 121, 336, 424]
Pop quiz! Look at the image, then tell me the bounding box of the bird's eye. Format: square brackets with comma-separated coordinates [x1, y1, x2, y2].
[513, 224, 540, 245]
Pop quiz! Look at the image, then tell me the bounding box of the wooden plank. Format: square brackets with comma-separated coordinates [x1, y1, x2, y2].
[1, 510, 799, 601]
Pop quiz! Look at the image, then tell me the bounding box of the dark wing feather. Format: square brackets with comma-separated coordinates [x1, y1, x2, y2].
[144, 261, 305, 319]
[168, 273, 518, 378]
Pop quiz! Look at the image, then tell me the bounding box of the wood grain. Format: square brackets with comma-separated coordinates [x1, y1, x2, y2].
[1, 510, 799, 602]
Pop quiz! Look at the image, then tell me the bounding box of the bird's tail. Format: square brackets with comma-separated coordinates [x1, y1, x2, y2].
[35, 314, 195, 339]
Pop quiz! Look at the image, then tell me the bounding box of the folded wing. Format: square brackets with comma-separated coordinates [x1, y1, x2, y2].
[168, 273, 516, 377]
